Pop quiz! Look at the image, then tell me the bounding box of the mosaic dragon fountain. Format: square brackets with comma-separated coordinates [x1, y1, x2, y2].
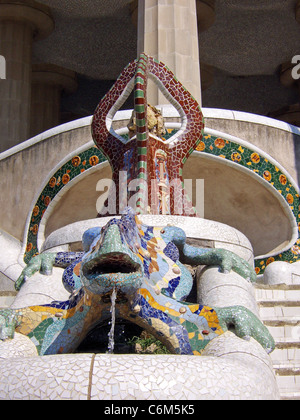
[0, 54, 275, 356]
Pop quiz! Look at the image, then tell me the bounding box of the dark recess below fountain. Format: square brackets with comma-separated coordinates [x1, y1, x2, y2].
[75, 320, 144, 354]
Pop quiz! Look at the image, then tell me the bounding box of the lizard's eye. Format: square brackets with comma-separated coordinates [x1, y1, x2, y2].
[160, 229, 165, 234]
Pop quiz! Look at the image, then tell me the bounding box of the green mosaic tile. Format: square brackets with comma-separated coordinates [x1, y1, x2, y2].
[195, 134, 300, 273]
[24, 148, 107, 263]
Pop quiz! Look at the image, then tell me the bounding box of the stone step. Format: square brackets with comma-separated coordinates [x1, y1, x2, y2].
[257, 299, 300, 307]
[267, 323, 300, 342]
[273, 363, 300, 400]
[272, 339, 300, 363]
[258, 305, 300, 319]
[255, 283, 300, 292]
[255, 284, 300, 291]
[270, 346, 300, 363]
[273, 362, 300, 376]
[255, 288, 300, 302]
[280, 392, 300, 401]
[254, 284, 300, 399]
[263, 317, 300, 326]
[275, 338, 300, 349]
[275, 374, 300, 397]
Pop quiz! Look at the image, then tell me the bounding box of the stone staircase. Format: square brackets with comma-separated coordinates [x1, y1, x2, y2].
[255, 284, 300, 400]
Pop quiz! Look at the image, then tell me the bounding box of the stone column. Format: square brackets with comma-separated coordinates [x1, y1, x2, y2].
[136, 0, 202, 106]
[0, 0, 53, 151]
[197, 267, 260, 317]
[30, 64, 77, 138]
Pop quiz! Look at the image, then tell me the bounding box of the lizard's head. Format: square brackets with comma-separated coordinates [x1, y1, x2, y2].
[80, 207, 145, 296]
[80, 207, 190, 302]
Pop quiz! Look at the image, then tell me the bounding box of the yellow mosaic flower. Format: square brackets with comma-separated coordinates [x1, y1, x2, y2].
[279, 174, 287, 185]
[263, 171, 272, 182]
[251, 153, 260, 164]
[266, 257, 275, 266]
[62, 174, 70, 185]
[44, 196, 51, 206]
[214, 138, 226, 149]
[72, 156, 81, 167]
[26, 243, 33, 252]
[231, 152, 241, 163]
[32, 205, 39, 217]
[49, 177, 56, 188]
[286, 193, 294, 205]
[196, 141, 205, 151]
[89, 155, 100, 166]
[31, 224, 39, 235]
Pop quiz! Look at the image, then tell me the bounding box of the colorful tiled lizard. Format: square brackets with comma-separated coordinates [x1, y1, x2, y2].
[0, 208, 274, 356]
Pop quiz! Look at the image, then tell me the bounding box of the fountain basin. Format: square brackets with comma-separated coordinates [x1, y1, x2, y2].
[0, 332, 279, 400]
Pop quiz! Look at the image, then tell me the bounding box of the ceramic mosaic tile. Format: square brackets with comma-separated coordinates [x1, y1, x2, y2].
[0, 333, 280, 400]
[23, 130, 300, 273]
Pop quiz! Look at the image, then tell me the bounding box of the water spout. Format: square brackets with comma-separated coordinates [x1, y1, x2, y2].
[107, 288, 117, 354]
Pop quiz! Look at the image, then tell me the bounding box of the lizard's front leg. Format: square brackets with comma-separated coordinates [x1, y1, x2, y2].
[16, 252, 84, 291]
[160, 226, 256, 283]
[216, 306, 275, 353]
[182, 247, 257, 283]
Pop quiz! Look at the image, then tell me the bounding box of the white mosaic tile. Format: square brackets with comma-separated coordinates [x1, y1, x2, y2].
[0, 333, 38, 359]
[0, 354, 93, 400]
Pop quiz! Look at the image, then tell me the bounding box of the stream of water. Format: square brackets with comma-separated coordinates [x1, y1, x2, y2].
[107, 287, 117, 354]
